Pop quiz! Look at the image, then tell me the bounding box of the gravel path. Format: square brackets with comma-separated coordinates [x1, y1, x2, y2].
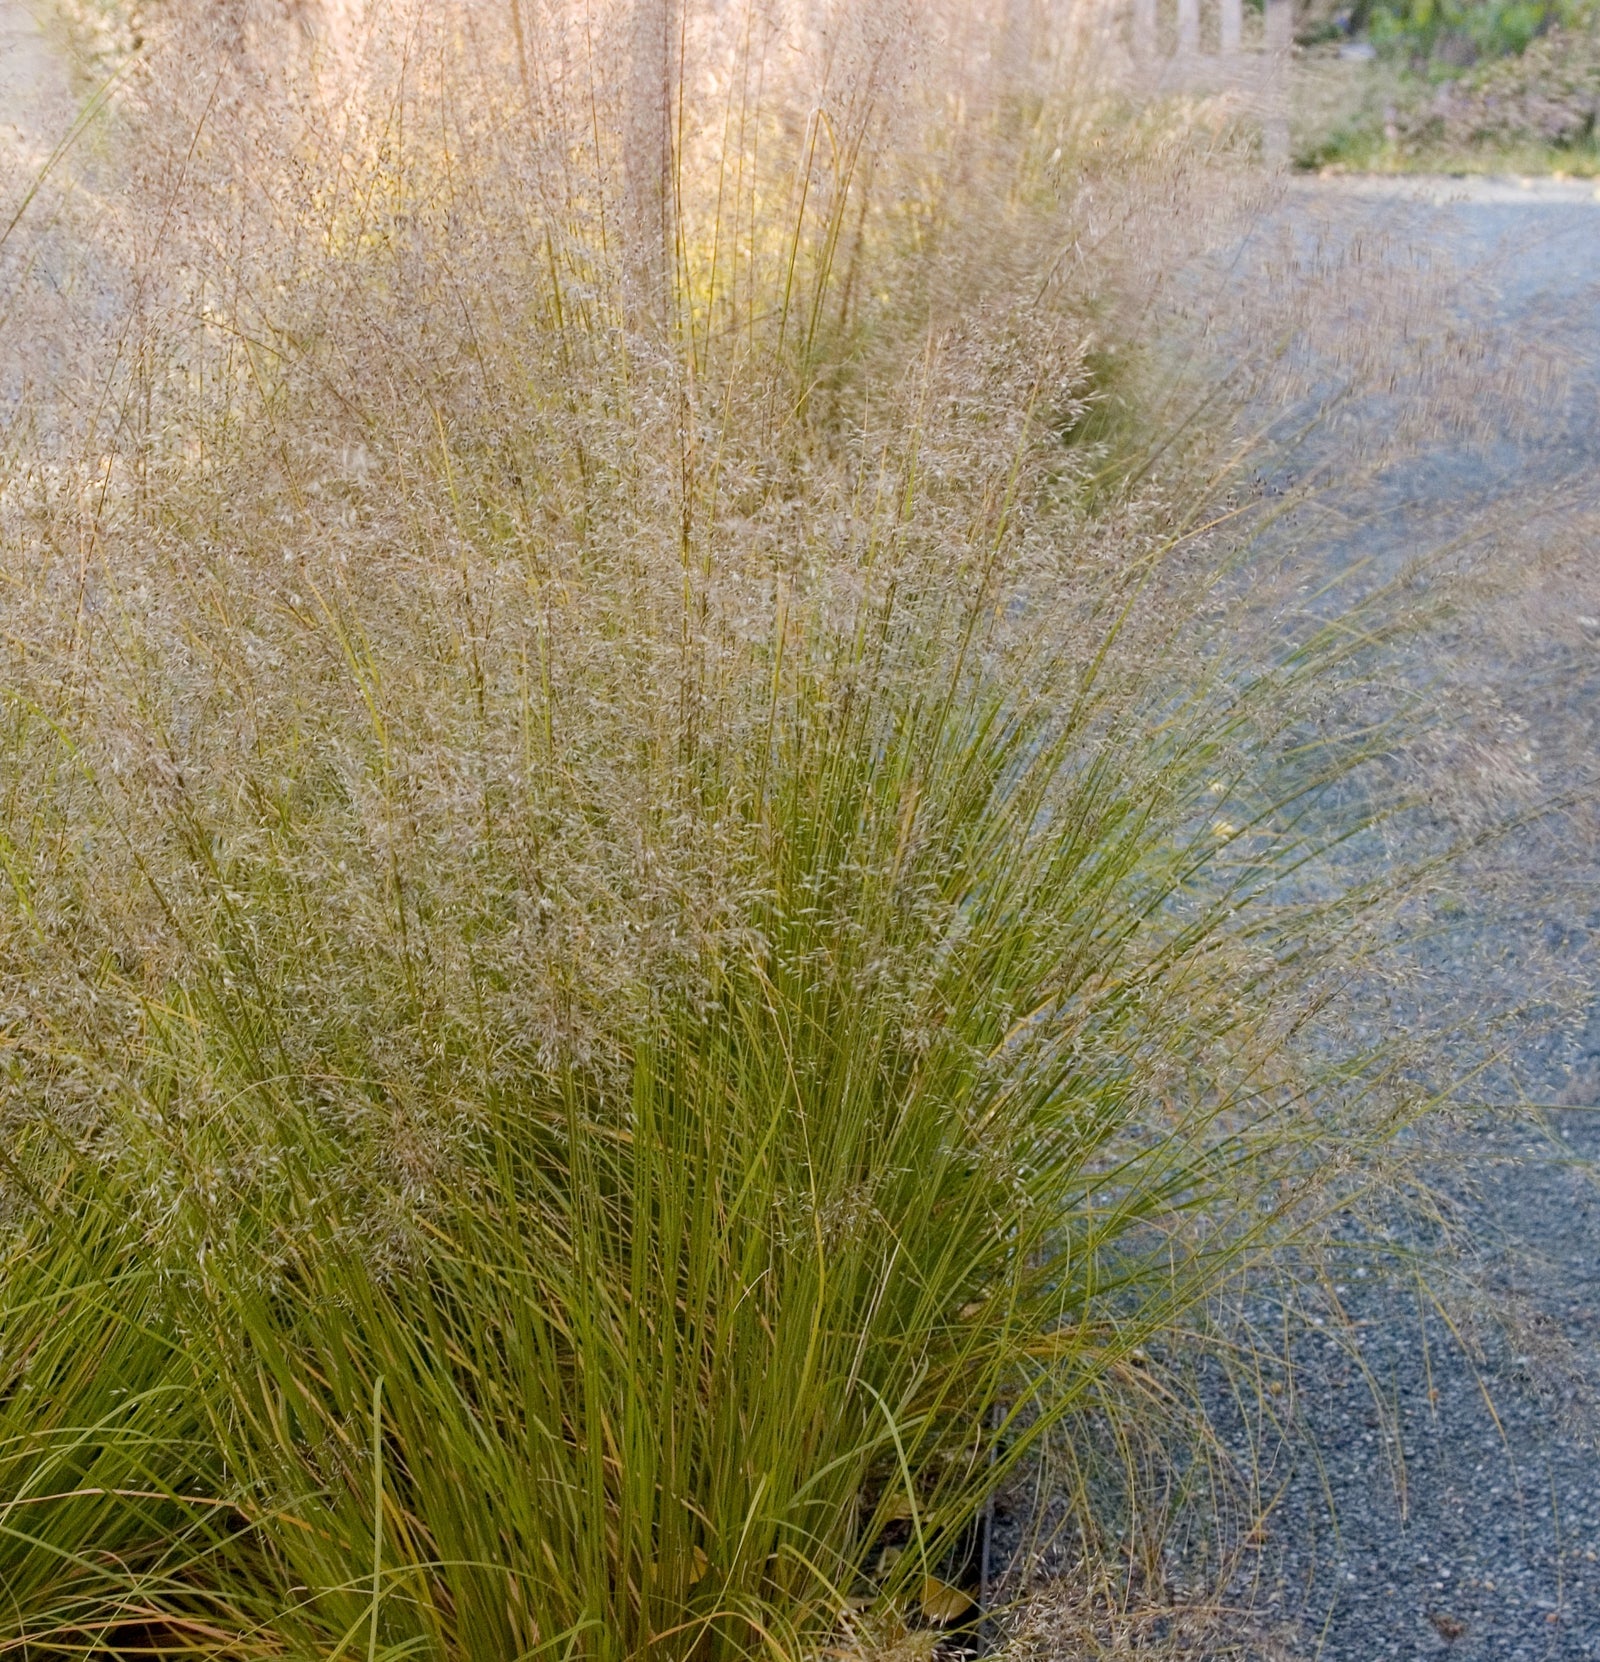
[1230, 180, 1600, 1662]
[0, 0, 88, 432]
[0, 0, 69, 163]
[1227, 1113, 1600, 1662]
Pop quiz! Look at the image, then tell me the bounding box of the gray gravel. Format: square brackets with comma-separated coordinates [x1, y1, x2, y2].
[1225, 182, 1600, 1662]
[1225, 1112, 1600, 1661]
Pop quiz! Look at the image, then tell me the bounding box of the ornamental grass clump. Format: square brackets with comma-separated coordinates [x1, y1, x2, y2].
[0, 1, 1517, 1656]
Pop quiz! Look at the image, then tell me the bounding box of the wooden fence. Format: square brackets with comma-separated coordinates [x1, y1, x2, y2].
[1063, 0, 1295, 161]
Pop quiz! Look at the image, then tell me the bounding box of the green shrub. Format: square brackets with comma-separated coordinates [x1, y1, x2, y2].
[1368, 0, 1596, 61]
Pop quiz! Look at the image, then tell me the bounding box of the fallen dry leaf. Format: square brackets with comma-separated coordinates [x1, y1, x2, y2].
[920, 1575, 977, 1627]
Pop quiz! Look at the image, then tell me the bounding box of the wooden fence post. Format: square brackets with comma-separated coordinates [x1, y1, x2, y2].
[1177, 0, 1199, 61]
[1002, 0, 1030, 77]
[1265, 0, 1293, 53]
[626, 0, 679, 325]
[1134, 0, 1157, 59]
[1263, 0, 1292, 163]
